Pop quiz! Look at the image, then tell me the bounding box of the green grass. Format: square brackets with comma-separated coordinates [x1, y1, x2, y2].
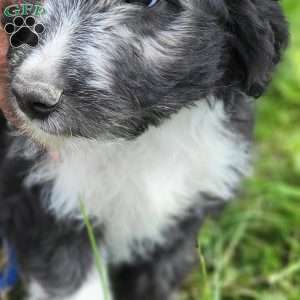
[182, 1, 300, 299]
[80, 201, 111, 300]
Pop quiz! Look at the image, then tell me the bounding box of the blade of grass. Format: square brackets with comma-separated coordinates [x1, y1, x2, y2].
[80, 201, 110, 300]
[197, 236, 209, 299]
[268, 261, 300, 285]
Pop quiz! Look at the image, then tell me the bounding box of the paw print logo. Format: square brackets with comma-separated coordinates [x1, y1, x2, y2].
[4, 16, 45, 48]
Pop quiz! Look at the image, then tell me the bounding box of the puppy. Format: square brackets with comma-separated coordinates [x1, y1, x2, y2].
[0, 0, 288, 299]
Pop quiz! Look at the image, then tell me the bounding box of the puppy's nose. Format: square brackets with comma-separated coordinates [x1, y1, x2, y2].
[11, 77, 62, 119]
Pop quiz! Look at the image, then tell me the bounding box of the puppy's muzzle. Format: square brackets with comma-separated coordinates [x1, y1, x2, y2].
[11, 77, 63, 120]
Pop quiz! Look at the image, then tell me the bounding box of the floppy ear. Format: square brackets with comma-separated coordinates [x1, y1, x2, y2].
[203, 0, 289, 97]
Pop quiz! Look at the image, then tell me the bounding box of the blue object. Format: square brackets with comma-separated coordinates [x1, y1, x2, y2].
[0, 241, 19, 291]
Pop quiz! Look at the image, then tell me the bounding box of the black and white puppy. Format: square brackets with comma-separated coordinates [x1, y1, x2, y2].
[0, 0, 288, 299]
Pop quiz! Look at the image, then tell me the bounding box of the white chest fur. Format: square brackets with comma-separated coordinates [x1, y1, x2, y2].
[25, 99, 250, 263]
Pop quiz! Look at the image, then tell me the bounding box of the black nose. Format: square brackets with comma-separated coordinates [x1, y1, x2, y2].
[12, 77, 62, 119]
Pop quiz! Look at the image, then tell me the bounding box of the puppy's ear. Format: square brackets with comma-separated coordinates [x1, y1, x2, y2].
[204, 0, 289, 97]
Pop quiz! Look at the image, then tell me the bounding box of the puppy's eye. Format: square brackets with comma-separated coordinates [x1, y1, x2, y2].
[126, 0, 160, 8]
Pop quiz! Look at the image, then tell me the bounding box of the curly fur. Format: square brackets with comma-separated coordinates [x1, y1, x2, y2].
[0, 0, 288, 299]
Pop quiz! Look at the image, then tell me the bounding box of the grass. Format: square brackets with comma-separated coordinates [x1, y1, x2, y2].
[79, 201, 111, 300]
[2, 1, 300, 299]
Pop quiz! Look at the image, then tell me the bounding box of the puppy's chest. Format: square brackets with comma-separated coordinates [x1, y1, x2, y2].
[26, 101, 250, 263]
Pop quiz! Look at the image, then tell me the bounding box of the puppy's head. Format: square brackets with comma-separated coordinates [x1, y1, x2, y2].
[6, 0, 288, 144]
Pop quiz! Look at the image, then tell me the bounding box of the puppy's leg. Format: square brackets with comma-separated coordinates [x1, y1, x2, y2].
[111, 203, 225, 300]
[27, 268, 108, 300]
[63, 269, 107, 300]
[110, 230, 199, 300]
[111, 238, 197, 300]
